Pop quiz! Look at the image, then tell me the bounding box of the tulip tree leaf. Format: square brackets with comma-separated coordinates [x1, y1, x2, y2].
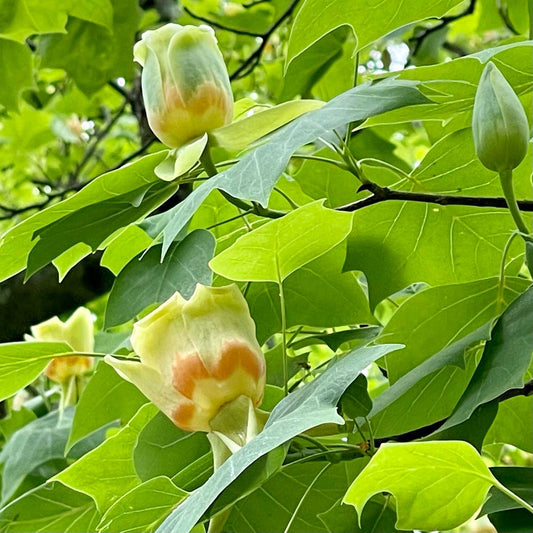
[210, 201, 353, 282]
[378, 277, 529, 382]
[53, 403, 158, 513]
[344, 129, 532, 306]
[0, 481, 99, 533]
[247, 243, 374, 344]
[0, 0, 69, 42]
[369, 276, 529, 438]
[98, 477, 188, 533]
[0, 151, 166, 283]
[156, 343, 401, 533]
[38, 0, 139, 95]
[105, 229, 215, 328]
[286, 0, 462, 69]
[366, 42, 533, 132]
[160, 79, 428, 256]
[0, 342, 73, 402]
[26, 180, 177, 279]
[0, 39, 34, 111]
[370, 323, 492, 439]
[66, 361, 148, 453]
[210, 99, 324, 152]
[133, 412, 210, 481]
[438, 284, 533, 432]
[343, 441, 498, 531]
[0, 408, 74, 504]
[225, 459, 367, 533]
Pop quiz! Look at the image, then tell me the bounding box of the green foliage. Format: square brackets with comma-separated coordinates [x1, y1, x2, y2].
[0, 342, 72, 401]
[344, 441, 497, 531]
[0, 1, 532, 532]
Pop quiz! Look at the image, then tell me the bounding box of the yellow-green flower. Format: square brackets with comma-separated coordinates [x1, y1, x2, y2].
[26, 307, 94, 383]
[106, 285, 266, 432]
[134, 23, 234, 148]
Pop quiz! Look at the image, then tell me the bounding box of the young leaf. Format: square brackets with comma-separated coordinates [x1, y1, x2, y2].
[0, 342, 72, 402]
[343, 441, 497, 531]
[210, 201, 353, 282]
[53, 403, 157, 513]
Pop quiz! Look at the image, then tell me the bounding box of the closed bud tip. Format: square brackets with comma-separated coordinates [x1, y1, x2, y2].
[472, 61, 530, 172]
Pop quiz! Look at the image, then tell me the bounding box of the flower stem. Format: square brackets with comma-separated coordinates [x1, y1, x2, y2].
[499, 170, 531, 238]
[279, 279, 288, 396]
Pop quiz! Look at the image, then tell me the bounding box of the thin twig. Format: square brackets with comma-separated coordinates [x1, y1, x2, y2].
[183, 6, 262, 37]
[230, 0, 301, 80]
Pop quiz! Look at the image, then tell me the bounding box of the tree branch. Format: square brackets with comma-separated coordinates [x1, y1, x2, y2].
[337, 182, 533, 213]
[409, 0, 477, 56]
[183, 6, 263, 37]
[230, 0, 301, 80]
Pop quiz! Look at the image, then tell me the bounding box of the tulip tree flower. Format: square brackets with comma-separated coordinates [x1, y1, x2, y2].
[134, 23, 233, 150]
[26, 307, 95, 384]
[105, 284, 266, 438]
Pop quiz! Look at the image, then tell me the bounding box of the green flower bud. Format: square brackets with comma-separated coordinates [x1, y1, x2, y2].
[472, 61, 529, 172]
[134, 23, 233, 148]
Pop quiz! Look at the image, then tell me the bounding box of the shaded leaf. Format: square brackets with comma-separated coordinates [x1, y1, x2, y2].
[66, 361, 148, 453]
[105, 229, 215, 328]
[439, 285, 533, 432]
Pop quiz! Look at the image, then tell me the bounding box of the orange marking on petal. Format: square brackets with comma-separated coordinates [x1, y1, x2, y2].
[212, 341, 265, 382]
[171, 402, 196, 431]
[172, 353, 209, 399]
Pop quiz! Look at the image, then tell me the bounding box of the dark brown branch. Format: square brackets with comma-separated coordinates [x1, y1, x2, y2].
[230, 0, 301, 80]
[409, 0, 477, 56]
[110, 138, 156, 171]
[183, 6, 263, 37]
[337, 182, 533, 213]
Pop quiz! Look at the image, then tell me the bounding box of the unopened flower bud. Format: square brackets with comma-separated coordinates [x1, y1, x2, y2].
[26, 307, 94, 383]
[106, 284, 266, 433]
[134, 23, 233, 148]
[472, 61, 530, 172]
